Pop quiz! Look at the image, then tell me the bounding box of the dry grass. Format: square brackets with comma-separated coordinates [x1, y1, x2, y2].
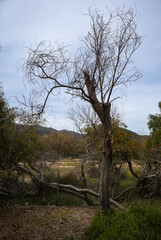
[50, 158, 82, 170]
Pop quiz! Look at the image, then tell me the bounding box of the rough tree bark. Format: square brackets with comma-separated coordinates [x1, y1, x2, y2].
[99, 104, 113, 209]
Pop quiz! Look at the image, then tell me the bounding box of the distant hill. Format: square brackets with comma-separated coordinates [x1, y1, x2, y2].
[36, 125, 82, 140]
[58, 129, 83, 140]
[122, 128, 149, 141]
[36, 125, 148, 141]
[36, 125, 56, 136]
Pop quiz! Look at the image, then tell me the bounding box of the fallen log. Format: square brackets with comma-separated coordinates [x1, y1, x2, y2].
[14, 163, 126, 210]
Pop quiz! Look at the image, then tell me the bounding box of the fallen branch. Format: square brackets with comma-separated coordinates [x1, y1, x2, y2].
[114, 186, 134, 201]
[145, 171, 160, 179]
[49, 183, 99, 197]
[110, 198, 127, 211]
[15, 164, 40, 182]
[48, 182, 126, 210]
[11, 163, 126, 210]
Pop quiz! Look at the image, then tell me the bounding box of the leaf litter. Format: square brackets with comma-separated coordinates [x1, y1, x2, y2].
[0, 206, 96, 240]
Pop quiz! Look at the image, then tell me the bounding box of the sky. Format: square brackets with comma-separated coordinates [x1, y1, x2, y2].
[0, 0, 161, 135]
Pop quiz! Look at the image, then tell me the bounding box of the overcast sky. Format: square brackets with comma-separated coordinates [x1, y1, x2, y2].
[0, 0, 161, 134]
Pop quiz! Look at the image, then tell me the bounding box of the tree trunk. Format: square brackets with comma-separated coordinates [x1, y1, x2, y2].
[83, 71, 113, 211]
[99, 103, 113, 211]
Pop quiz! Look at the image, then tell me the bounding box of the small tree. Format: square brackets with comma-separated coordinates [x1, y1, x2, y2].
[0, 85, 16, 172]
[23, 7, 142, 210]
[147, 102, 161, 160]
[0, 85, 44, 198]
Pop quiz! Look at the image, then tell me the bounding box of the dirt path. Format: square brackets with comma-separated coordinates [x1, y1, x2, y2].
[0, 206, 96, 240]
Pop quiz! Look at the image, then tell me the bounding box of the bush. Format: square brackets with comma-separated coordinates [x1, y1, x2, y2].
[44, 168, 80, 187]
[60, 171, 79, 186]
[44, 169, 57, 183]
[83, 203, 161, 240]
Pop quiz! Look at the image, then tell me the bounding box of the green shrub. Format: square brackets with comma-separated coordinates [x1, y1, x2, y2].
[44, 168, 80, 187]
[83, 203, 161, 240]
[60, 171, 79, 186]
[44, 169, 57, 183]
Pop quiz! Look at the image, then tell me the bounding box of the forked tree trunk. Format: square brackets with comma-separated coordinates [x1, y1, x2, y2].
[99, 103, 113, 211]
[83, 71, 113, 211]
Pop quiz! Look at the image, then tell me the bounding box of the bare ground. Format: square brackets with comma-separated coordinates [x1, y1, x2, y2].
[0, 206, 96, 240]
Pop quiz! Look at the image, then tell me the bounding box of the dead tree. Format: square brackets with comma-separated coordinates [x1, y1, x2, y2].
[113, 159, 161, 202]
[22, 7, 142, 211]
